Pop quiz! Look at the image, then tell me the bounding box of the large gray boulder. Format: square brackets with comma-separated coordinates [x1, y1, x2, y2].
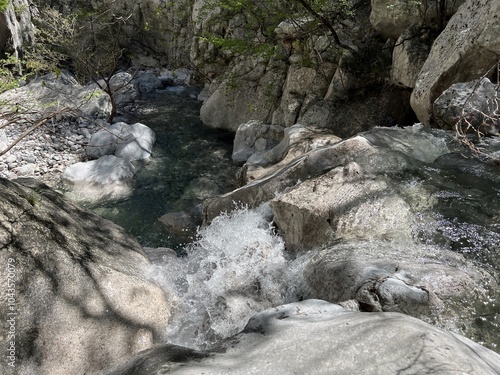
[410, 0, 500, 125]
[433, 78, 500, 134]
[104, 300, 500, 375]
[200, 58, 287, 131]
[391, 26, 430, 88]
[0, 71, 112, 119]
[304, 243, 499, 338]
[232, 120, 284, 165]
[0, 178, 174, 375]
[270, 162, 417, 251]
[62, 155, 136, 202]
[86, 122, 156, 162]
[203, 125, 451, 223]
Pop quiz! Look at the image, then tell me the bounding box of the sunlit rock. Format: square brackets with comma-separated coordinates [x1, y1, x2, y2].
[104, 300, 500, 375]
[86, 122, 156, 162]
[0, 178, 174, 375]
[391, 26, 430, 88]
[270, 162, 415, 251]
[62, 155, 135, 203]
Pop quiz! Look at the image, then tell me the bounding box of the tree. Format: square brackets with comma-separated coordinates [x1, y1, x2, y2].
[28, 5, 135, 123]
[197, 0, 358, 60]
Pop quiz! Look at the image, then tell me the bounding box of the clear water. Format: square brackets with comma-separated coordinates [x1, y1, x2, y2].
[87, 90, 239, 249]
[82, 91, 500, 353]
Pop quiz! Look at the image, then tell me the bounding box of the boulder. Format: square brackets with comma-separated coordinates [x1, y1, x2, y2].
[86, 122, 156, 162]
[203, 125, 451, 223]
[103, 300, 500, 375]
[200, 58, 287, 131]
[433, 78, 500, 134]
[232, 120, 284, 164]
[410, 0, 500, 125]
[135, 72, 163, 93]
[270, 162, 416, 251]
[391, 26, 430, 88]
[304, 243, 498, 337]
[370, 0, 464, 40]
[0, 71, 112, 119]
[62, 155, 135, 202]
[103, 72, 140, 107]
[0, 178, 174, 375]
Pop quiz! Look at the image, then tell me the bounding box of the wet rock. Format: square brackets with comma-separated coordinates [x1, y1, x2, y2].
[270, 162, 415, 251]
[304, 243, 498, 337]
[0, 178, 174, 375]
[135, 72, 163, 93]
[62, 155, 136, 203]
[103, 300, 500, 375]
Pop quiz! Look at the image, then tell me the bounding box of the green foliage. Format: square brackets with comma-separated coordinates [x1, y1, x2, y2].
[0, 54, 23, 94]
[198, 0, 356, 61]
[0, 0, 8, 13]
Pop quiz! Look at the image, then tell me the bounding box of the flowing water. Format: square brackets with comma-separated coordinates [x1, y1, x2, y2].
[85, 91, 500, 352]
[88, 89, 239, 249]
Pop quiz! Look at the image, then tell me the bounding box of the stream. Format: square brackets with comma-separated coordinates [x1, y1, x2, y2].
[85, 90, 500, 353]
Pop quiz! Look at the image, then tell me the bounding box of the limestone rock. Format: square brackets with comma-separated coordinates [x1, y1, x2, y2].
[0, 178, 174, 375]
[232, 120, 284, 164]
[410, 0, 500, 125]
[391, 26, 430, 88]
[433, 78, 500, 134]
[86, 122, 156, 162]
[304, 243, 498, 336]
[104, 300, 500, 375]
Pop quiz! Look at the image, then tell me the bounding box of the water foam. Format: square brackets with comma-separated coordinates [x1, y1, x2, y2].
[149, 204, 294, 349]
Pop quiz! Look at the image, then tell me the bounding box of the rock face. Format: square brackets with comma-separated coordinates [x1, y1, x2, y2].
[410, 0, 500, 125]
[0, 178, 174, 375]
[304, 243, 498, 337]
[433, 78, 500, 134]
[200, 59, 287, 131]
[391, 26, 430, 88]
[104, 300, 500, 375]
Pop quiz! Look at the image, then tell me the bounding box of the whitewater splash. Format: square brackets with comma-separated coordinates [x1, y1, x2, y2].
[148, 204, 306, 349]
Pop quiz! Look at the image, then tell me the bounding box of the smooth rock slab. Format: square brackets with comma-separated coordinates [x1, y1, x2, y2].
[0, 178, 174, 375]
[304, 242, 498, 337]
[105, 300, 500, 375]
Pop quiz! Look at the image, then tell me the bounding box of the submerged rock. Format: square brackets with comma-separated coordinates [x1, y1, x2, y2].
[103, 300, 500, 375]
[304, 242, 499, 339]
[0, 178, 174, 375]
